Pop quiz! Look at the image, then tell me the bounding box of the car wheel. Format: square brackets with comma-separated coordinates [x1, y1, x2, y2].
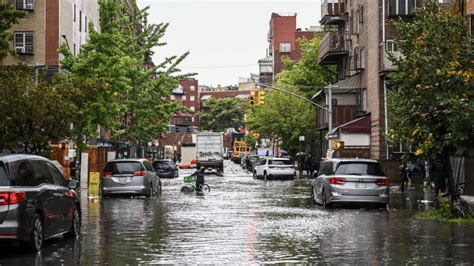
[67, 208, 81, 238]
[253, 171, 257, 179]
[264, 172, 268, 181]
[322, 189, 330, 209]
[311, 186, 317, 204]
[202, 184, 211, 193]
[30, 214, 44, 252]
[146, 184, 153, 197]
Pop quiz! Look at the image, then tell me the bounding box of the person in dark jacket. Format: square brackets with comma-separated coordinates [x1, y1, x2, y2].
[191, 166, 206, 191]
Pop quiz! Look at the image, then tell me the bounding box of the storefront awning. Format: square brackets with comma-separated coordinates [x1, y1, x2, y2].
[333, 114, 370, 134]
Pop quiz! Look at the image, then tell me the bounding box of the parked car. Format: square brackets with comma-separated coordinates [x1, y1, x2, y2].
[253, 157, 295, 180]
[101, 159, 160, 197]
[153, 159, 178, 178]
[0, 154, 80, 252]
[311, 158, 389, 208]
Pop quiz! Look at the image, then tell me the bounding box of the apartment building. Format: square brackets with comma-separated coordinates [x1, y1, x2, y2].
[169, 78, 200, 133]
[258, 13, 319, 84]
[3, 0, 100, 70]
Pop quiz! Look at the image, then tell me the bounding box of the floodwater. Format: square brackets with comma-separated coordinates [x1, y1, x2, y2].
[1, 160, 474, 264]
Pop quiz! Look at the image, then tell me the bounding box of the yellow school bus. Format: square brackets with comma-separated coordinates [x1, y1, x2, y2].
[231, 141, 252, 164]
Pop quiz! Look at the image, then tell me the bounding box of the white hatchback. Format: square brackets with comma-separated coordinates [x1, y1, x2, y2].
[254, 158, 295, 180]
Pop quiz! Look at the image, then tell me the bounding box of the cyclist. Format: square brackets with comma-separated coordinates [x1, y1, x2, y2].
[191, 166, 206, 192]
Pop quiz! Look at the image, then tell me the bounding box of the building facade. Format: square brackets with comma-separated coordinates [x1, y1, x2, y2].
[3, 0, 100, 69]
[258, 13, 319, 83]
[169, 78, 200, 133]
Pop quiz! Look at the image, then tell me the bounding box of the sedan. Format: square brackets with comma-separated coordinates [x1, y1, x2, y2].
[311, 158, 389, 208]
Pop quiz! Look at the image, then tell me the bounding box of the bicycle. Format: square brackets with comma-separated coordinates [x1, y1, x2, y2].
[181, 175, 211, 194]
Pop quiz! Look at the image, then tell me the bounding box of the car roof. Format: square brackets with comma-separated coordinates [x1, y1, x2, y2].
[0, 154, 49, 163]
[107, 159, 147, 163]
[325, 158, 379, 164]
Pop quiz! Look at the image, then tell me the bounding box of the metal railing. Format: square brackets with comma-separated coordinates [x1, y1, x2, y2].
[319, 30, 350, 61]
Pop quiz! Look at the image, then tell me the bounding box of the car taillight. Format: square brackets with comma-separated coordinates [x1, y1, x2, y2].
[102, 171, 112, 177]
[0, 192, 26, 205]
[328, 177, 346, 185]
[377, 179, 389, 186]
[133, 171, 146, 176]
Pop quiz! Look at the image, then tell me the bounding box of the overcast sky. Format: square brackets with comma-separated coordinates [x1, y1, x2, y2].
[136, 0, 321, 87]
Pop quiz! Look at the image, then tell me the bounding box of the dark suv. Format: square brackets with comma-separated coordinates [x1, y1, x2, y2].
[153, 159, 178, 178]
[0, 154, 80, 252]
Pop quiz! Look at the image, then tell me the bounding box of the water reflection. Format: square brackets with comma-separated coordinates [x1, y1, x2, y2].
[1, 161, 474, 264]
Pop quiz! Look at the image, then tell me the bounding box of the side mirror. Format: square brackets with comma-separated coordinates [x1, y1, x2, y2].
[67, 179, 79, 189]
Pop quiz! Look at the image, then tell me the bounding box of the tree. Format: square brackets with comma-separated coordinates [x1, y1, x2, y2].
[246, 37, 336, 155]
[388, 2, 474, 212]
[0, 3, 25, 63]
[197, 98, 247, 132]
[60, 0, 190, 153]
[0, 65, 74, 155]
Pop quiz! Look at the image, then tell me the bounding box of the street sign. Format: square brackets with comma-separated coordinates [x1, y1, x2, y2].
[326, 132, 339, 139]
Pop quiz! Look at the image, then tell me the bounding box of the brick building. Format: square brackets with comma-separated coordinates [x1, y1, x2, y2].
[2, 0, 100, 70]
[169, 78, 200, 133]
[258, 13, 319, 83]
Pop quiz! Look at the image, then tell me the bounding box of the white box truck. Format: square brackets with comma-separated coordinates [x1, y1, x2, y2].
[196, 132, 224, 174]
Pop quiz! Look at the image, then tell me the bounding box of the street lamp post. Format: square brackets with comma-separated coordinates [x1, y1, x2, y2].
[256, 83, 337, 159]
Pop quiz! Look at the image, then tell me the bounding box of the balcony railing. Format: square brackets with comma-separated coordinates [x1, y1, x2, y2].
[318, 30, 350, 64]
[321, 0, 346, 24]
[380, 43, 402, 72]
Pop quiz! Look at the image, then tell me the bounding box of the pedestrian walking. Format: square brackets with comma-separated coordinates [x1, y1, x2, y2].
[305, 153, 315, 178]
[399, 163, 408, 192]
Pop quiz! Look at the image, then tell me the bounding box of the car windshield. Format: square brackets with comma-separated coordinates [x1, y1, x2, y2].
[0, 162, 10, 186]
[104, 162, 143, 175]
[269, 159, 291, 165]
[154, 160, 172, 166]
[335, 162, 385, 176]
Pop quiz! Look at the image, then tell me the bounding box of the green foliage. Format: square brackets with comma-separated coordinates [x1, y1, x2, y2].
[387, 2, 474, 164]
[246, 37, 336, 154]
[197, 98, 246, 132]
[417, 198, 474, 222]
[0, 3, 25, 63]
[60, 0, 191, 146]
[0, 65, 73, 154]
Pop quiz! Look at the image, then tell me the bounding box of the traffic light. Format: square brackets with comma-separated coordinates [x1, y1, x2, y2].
[249, 91, 256, 105]
[257, 91, 265, 104]
[332, 140, 344, 150]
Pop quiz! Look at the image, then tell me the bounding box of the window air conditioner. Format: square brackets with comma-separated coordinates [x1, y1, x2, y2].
[25, 3, 34, 10]
[16, 47, 25, 54]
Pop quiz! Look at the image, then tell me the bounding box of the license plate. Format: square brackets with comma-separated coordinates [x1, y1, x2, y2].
[119, 178, 127, 184]
[355, 182, 366, 188]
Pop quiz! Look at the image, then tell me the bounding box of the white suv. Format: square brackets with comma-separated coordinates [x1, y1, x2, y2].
[253, 157, 295, 180]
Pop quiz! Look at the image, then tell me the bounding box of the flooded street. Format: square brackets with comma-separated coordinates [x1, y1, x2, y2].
[1, 160, 474, 264]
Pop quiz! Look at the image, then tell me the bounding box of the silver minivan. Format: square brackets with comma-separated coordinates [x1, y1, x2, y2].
[101, 159, 160, 197]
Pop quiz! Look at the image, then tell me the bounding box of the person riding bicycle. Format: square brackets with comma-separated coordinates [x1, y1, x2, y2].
[191, 166, 206, 192]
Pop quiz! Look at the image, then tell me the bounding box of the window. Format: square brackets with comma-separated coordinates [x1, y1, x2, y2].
[47, 162, 66, 186]
[74, 4, 76, 22]
[104, 162, 143, 175]
[389, 0, 416, 16]
[269, 160, 291, 165]
[79, 10, 82, 32]
[85, 16, 88, 32]
[190, 106, 195, 112]
[0, 162, 10, 186]
[190, 96, 195, 101]
[385, 40, 398, 52]
[190, 85, 195, 91]
[181, 95, 186, 101]
[279, 43, 291, 53]
[73, 43, 76, 56]
[30, 160, 54, 186]
[14, 32, 34, 54]
[170, 95, 175, 100]
[335, 162, 385, 176]
[320, 162, 334, 175]
[16, 0, 34, 10]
